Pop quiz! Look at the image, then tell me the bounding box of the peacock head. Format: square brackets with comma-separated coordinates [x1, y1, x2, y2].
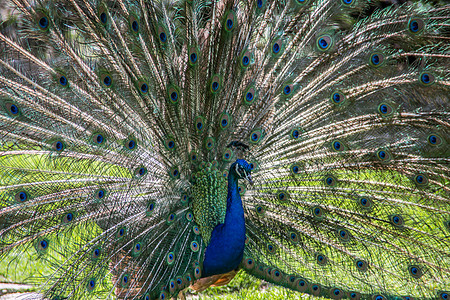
[231, 159, 253, 185]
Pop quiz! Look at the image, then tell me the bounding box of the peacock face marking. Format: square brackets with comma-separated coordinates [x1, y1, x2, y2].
[234, 159, 253, 184]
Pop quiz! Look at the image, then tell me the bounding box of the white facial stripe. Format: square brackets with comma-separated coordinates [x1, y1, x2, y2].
[243, 169, 248, 179]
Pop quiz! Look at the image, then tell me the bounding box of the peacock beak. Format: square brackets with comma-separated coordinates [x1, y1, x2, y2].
[245, 174, 253, 185]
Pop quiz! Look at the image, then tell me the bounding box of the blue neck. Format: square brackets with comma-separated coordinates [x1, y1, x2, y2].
[202, 168, 246, 277]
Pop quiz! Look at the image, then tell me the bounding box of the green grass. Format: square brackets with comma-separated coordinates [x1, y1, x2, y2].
[0, 250, 314, 299]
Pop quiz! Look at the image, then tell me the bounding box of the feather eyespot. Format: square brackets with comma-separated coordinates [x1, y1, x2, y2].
[167, 252, 175, 265]
[244, 86, 257, 105]
[146, 202, 155, 216]
[317, 35, 332, 51]
[223, 148, 233, 161]
[332, 140, 345, 152]
[273, 43, 280, 53]
[277, 191, 288, 202]
[121, 274, 130, 287]
[283, 84, 293, 95]
[355, 259, 368, 272]
[271, 38, 283, 56]
[291, 164, 301, 175]
[210, 75, 221, 93]
[6, 103, 19, 116]
[101, 74, 112, 87]
[249, 129, 264, 144]
[171, 91, 178, 101]
[291, 128, 300, 139]
[324, 175, 337, 187]
[93, 133, 105, 145]
[390, 214, 404, 227]
[244, 257, 255, 269]
[311, 284, 321, 296]
[194, 116, 205, 131]
[427, 134, 442, 146]
[295, 0, 309, 5]
[312, 206, 324, 219]
[58, 75, 68, 87]
[294, 278, 309, 292]
[160, 32, 167, 42]
[349, 292, 361, 300]
[189, 46, 199, 66]
[408, 265, 423, 278]
[358, 196, 373, 210]
[369, 53, 384, 67]
[130, 15, 139, 33]
[167, 213, 176, 224]
[413, 173, 428, 186]
[167, 84, 181, 104]
[267, 244, 276, 253]
[39, 16, 49, 29]
[126, 139, 136, 150]
[193, 226, 200, 235]
[376, 149, 392, 162]
[337, 229, 350, 242]
[164, 136, 176, 150]
[52, 140, 64, 151]
[219, 113, 231, 129]
[35, 238, 50, 253]
[87, 279, 96, 292]
[331, 288, 343, 300]
[408, 18, 424, 33]
[139, 82, 148, 94]
[176, 277, 183, 288]
[204, 137, 215, 150]
[242, 55, 249, 66]
[95, 189, 106, 200]
[378, 103, 394, 117]
[419, 72, 435, 85]
[224, 12, 236, 32]
[331, 91, 345, 105]
[256, 205, 265, 215]
[289, 232, 299, 243]
[194, 266, 201, 279]
[62, 212, 75, 223]
[91, 248, 101, 260]
[169, 166, 180, 179]
[132, 20, 139, 32]
[15, 191, 28, 202]
[181, 193, 189, 204]
[36, 12, 50, 30]
[103, 76, 111, 86]
[99, 10, 107, 25]
[190, 241, 199, 252]
[240, 49, 252, 68]
[316, 253, 327, 265]
[439, 293, 448, 300]
[227, 19, 233, 29]
[116, 227, 126, 239]
[190, 53, 197, 63]
[342, 0, 354, 5]
[135, 167, 146, 177]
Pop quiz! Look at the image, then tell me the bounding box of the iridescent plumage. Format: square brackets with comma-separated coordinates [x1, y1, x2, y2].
[0, 0, 449, 299]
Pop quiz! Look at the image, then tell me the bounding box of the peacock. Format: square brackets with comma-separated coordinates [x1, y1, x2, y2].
[0, 0, 449, 299]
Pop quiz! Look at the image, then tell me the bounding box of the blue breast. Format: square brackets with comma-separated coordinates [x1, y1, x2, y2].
[202, 170, 246, 277]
